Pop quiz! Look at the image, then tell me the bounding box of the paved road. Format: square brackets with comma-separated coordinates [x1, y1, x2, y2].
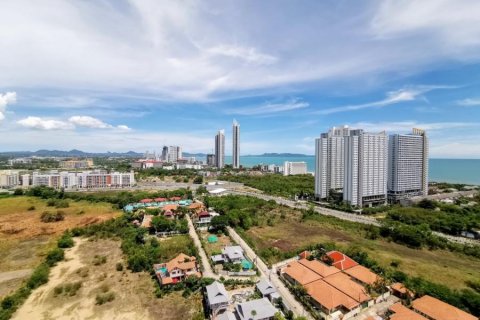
[229, 190, 479, 245]
[227, 227, 313, 320]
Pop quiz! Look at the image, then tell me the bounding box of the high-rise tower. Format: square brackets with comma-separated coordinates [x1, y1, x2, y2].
[215, 130, 225, 169]
[232, 120, 240, 168]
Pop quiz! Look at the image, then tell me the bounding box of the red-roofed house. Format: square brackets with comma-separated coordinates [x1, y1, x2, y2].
[326, 251, 358, 270]
[153, 253, 201, 286]
[140, 198, 153, 203]
[170, 196, 182, 201]
[154, 197, 167, 202]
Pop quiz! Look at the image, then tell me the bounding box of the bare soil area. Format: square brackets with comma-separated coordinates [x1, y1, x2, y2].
[12, 237, 203, 320]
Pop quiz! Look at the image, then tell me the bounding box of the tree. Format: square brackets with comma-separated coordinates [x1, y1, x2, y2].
[151, 216, 173, 232]
[193, 176, 203, 184]
[210, 215, 229, 231]
[418, 199, 436, 210]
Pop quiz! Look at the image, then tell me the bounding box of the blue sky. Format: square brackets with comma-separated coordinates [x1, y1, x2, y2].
[1, 0, 480, 158]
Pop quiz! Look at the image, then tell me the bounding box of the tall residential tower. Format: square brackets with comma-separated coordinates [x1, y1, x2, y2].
[215, 130, 225, 169]
[344, 130, 388, 207]
[314, 126, 352, 199]
[232, 119, 240, 168]
[388, 128, 429, 203]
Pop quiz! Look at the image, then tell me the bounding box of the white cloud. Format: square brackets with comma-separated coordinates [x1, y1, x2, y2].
[116, 125, 132, 131]
[68, 116, 112, 129]
[0, 91, 17, 121]
[17, 116, 74, 130]
[0, 1, 479, 101]
[345, 121, 479, 133]
[457, 98, 480, 107]
[17, 115, 129, 131]
[317, 86, 454, 115]
[206, 45, 278, 65]
[229, 99, 309, 115]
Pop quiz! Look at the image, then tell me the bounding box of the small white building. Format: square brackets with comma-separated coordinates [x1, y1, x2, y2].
[283, 161, 307, 176]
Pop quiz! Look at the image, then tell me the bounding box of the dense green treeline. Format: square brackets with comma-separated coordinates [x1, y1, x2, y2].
[19, 185, 193, 209]
[219, 174, 314, 198]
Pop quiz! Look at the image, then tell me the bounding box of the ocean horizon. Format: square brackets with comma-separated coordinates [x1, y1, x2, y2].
[220, 156, 480, 185]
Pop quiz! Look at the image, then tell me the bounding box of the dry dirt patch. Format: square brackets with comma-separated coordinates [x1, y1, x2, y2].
[12, 237, 203, 320]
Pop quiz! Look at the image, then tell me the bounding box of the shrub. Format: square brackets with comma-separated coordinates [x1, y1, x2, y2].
[40, 211, 65, 223]
[76, 267, 89, 278]
[46, 248, 64, 267]
[57, 232, 74, 248]
[26, 263, 50, 289]
[95, 291, 115, 305]
[93, 255, 107, 266]
[55, 200, 69, 208]
[27, 206, 36, 211]
[116, 262, 123, 271]
[13, 188, 24, 196]
[46, 198, 56, 207]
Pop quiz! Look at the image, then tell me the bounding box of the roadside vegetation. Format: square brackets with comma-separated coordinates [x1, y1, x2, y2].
[218, 174, 314, 198]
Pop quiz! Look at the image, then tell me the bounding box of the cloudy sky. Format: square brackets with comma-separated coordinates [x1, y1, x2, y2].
[1, 0, 480, 157]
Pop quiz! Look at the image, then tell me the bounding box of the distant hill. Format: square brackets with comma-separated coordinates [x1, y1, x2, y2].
[0, 150, 143, 158]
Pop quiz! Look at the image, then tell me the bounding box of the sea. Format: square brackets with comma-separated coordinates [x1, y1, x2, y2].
[221, 156, 480, 185]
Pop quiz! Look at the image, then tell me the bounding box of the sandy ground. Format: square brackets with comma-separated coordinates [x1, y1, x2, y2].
[12, 237, 203, 320]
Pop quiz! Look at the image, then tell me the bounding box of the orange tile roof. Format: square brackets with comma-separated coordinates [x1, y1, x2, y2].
[283, 261, 322, 285]
[298, 251, 312, 260]
[390, 282, 414, 297]
[162, 204, 178, 212]
[165, 253, 198, 272]
[322, 272, 370, 303]
[326, 251, 358, 270]
[389, 303, 427, 320]
[412, 295, 477, 320]
[141, 214, 153, 228]
[343, 265, 380, 285]
[189, 202, 204, 209]
[161, 277, 173, 285]
[305, 280, 359, 311]
[298, 259, 340, 278]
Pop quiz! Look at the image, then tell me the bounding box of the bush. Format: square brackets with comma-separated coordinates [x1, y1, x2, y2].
[116, 262, 123, 271]
[41, 211, 65, 223]
[13, 188, 24, 196]
[27, 263, 50, 289]
[55, 200, 69, 208]
[93, 255, 107, 266]
[46, 248, 64, 267]
[27, 206, 35, 211]
[95, 291, 115, 305]
[57, 232, 74, 248]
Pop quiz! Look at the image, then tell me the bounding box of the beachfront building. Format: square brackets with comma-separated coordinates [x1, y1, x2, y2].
[232, 119, 240, 169]
[206, 154, 216, 166]
[215, 129, 225, 169]
[315, 126, 353, 199]
[344, 130, 388, 207]
[283, 161, 307, 176]
[388, 128, 429, 203]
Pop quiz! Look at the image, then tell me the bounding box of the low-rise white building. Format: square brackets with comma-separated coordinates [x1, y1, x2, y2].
[284, 161, 307, 176]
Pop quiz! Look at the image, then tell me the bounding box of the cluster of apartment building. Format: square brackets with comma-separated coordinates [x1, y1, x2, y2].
[0, 169, 135, 189]
[315, 126, 428, 207]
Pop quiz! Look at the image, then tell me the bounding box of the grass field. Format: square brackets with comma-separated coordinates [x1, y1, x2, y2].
[0, 196, 121, 299]
[13, 238, 203, 320]
[243, 214, 480, 290]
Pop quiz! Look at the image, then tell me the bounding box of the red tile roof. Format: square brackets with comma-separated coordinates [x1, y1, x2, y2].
[305, 280, 359, 311]
[389, 303, 428, 320]
[283, 261, 322, 285]
[154, 197, 167, 202]
[140, 198, 153, 203]
[343, 265, 380, 285]
[326, 251, 358, 270]
[322, 272, 370, 303]
[170, 196, 182, 201]
[298, 259, 340, 278]
[412, 295, 477, 320]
